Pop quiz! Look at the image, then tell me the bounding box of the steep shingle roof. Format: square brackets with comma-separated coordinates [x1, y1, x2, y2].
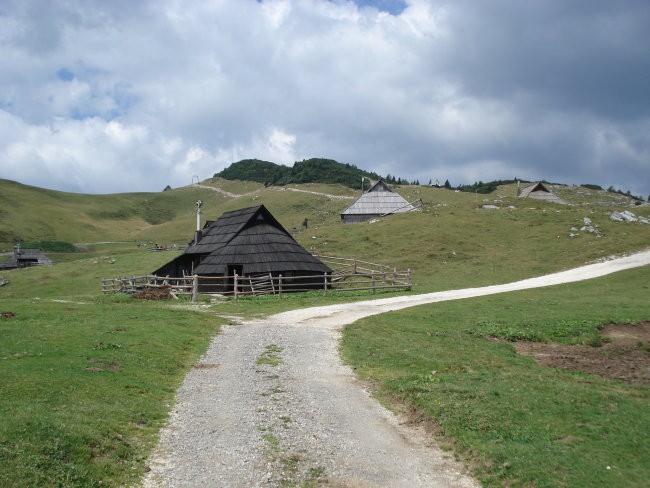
[518, 182, 566, 204]
[341, 180, 415, 217]
[156, 205, 331, 277]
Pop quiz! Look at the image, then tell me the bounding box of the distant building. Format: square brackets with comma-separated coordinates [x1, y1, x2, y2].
[0, 244, 52, 270]
[517, 182, 566, 204]
[163, 185, 172, 191]
[341, 180, 417, 223]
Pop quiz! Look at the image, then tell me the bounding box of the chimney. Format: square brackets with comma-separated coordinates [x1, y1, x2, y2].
[194, 200, 203, 245]
[196, 199, 203, 231]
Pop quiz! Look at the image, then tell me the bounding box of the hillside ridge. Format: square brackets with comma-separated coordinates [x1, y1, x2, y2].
[0, 175, 647, 247]
[215, 158, 395, 189]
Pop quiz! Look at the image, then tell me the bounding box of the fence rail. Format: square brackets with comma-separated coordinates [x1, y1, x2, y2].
[313, 254, 395, 276]
[102, 258, 411, 300]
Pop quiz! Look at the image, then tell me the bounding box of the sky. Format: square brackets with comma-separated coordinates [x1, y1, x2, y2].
[0, 0, 648, 196]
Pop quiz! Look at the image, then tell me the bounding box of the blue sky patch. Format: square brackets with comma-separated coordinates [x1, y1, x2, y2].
[353, 0, 406, 15]
[56, 67, 74, 81]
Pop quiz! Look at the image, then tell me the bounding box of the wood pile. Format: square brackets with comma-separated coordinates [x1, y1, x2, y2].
[132, 286, 174, 300]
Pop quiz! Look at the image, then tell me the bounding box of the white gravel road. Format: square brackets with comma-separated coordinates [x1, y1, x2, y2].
[142, 250, 650, 487]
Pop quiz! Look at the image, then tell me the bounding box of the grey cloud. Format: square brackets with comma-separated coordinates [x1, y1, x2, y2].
[0, 0, 648, 196]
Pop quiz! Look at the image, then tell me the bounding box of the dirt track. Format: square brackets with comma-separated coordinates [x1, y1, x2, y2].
[143, 249, 650, 487]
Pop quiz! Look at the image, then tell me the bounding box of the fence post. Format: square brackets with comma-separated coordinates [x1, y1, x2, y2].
[407, 268, 412, 290]
[393, 267, 397, 285]
[191, 275, 198, 302]
[279, 274, 283, 297]
[234, 273, 238, 300]
[372, 271, 376, 294]
[323, 273, 328, 296]
[353, 259, 357, 274]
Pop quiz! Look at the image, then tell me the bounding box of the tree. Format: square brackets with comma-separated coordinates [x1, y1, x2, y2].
[444, 179, 451, 189]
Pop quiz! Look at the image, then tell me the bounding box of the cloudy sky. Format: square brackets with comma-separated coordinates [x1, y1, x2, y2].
[0, 0, 648, 196]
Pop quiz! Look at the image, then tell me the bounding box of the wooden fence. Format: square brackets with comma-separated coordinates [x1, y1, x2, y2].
[102, 257, 411, 300]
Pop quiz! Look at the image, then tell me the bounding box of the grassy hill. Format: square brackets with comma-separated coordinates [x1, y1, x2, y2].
[1, 176, 649, 487]
[1, 177, 649, 291]
[214, 158, 392, 189]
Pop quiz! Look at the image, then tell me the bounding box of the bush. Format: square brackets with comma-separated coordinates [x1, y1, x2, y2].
[21, 241, 78, 253]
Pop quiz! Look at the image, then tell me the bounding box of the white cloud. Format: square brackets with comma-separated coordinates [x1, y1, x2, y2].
[0, 110, 207, 193]
[0, 0, 648, 196]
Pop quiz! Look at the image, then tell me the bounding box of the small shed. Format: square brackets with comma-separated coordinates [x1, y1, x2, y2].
[154, 205, 331, 291]
[0, 245, 52, 270]
[341, 180, 416, 223]
[517, 182, 566, 204]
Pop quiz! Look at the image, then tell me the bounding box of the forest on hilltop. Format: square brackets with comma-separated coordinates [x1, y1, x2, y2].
[215, 158, 409, 189]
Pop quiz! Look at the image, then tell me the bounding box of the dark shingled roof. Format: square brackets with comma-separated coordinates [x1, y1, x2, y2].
[157, 205, 331, 277]
[0, 248, 52, 270]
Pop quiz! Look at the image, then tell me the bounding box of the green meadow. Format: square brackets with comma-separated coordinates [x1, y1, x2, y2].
[1, 177, 649, 486]
[341, 266, 650, 487]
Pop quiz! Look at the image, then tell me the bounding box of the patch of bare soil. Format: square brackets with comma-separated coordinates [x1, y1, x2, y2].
[1, 311, 15, 318]
[132, 286, 173, 300]
[513, 322, 650, 385]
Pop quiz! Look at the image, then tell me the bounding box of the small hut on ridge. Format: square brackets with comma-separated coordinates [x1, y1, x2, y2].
[341, 180, 417, 223]
[517, 182, 566, 204]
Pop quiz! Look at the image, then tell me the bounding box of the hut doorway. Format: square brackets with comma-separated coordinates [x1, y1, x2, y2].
[227, 265, 244, 293]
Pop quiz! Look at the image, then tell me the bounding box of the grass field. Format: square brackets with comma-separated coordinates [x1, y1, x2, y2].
[1, 178, 649, 486]
[0, 297, 222, 487]
[0, 245, 228, 486]
[340, 266, 650, 487]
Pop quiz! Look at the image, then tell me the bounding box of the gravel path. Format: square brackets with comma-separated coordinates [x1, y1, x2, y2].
[143, 250, 650, 487]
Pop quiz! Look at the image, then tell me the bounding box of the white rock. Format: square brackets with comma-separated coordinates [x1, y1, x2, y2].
[611, 211, 638, 222]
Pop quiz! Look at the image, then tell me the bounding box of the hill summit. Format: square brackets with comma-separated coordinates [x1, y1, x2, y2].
[215, 158, 398, 189]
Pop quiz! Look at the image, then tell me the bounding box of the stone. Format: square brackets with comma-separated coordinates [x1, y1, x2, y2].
[611, 211, 638, 222]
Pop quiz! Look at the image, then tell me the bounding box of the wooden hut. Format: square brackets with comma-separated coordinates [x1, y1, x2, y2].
[154, 205, 331, 292]
[517, 182, 566, 204]
[0, 244, 52, 270]
[341, 180, 416, 223]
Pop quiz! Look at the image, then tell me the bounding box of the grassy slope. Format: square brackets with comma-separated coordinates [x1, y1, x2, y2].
[3, 178, 649, 290]
[0, 249, 226, 486]
[341, 267, 650, 487]
[1, 178, 649, 486]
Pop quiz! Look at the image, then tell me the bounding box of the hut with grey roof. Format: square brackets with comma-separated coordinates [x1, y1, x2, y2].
[517, 182, 566, 204]
[341, 180, 417, 223]
[0, 244, 52, 270]
[153, 205, 331, 292]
